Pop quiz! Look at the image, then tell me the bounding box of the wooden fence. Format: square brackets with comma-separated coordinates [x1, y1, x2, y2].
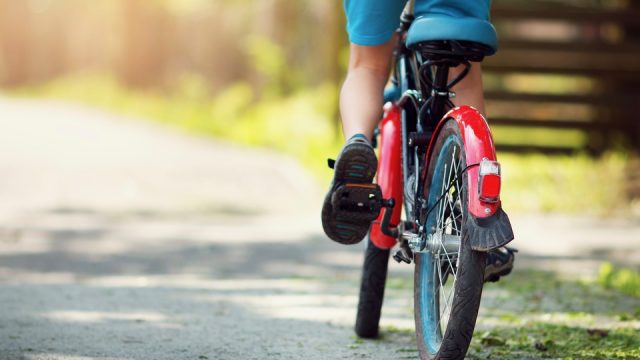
[486, 0, 640, 154]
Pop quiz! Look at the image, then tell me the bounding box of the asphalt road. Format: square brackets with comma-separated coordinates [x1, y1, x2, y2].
[1, 97, 638, 360]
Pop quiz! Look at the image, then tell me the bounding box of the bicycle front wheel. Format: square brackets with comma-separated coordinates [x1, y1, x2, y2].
[414, 119, 486, 360]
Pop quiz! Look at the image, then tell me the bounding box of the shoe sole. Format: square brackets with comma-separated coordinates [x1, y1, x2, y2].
[484, 255, 514, 283]
[322, 142, 378, 245]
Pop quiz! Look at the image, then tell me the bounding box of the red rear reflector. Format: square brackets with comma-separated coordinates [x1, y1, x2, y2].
[479, 159, 501, 203]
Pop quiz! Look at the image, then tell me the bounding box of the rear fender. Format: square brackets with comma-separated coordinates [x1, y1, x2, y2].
[425, 106, 514, 251]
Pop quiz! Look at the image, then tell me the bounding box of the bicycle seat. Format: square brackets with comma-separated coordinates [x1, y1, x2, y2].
[406, 16, 498, 55]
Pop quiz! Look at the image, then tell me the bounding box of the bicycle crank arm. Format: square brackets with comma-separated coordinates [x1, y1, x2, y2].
[392, 239, 414, 264]
[379, 198, 399, 238]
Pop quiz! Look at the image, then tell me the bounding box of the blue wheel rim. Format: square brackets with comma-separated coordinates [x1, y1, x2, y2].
[416, 134, 463, 355]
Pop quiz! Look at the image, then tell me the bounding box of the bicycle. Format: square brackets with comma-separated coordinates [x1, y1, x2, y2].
[336, 1, 515, 359]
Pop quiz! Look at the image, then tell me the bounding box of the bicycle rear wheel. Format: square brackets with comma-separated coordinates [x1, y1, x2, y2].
[414, 119, 486, 359]
[355, 236, 390, 338]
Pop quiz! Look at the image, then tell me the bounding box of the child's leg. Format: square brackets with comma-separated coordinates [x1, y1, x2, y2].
[340, 42, 486, 143]
[449, 62, 485, 115]
[323, 40, 396, 245]
[339, 39, 396, 141]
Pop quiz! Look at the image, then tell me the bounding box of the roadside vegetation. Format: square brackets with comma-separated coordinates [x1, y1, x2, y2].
[381, 267, 640, 359]
[599, 263, 640, 298]
[9, 73, 638, 217]
[469, 268, 640, 359]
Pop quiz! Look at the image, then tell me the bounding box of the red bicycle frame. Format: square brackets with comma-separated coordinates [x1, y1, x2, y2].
[370, 103, 404, 249]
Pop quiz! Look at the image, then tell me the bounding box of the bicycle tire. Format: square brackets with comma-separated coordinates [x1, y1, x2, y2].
[414, 119, 486, 360]
[355, 236, 390, 338]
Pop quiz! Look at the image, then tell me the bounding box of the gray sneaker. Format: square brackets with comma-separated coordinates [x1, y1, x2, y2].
[484, 247, 516, 283]
[321, 134, 378, 245]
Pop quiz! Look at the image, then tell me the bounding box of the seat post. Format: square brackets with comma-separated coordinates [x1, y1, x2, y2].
[430, 64, 450, 122]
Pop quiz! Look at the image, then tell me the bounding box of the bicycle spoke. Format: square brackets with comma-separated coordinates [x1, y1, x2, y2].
[436, 280, 455, 334]
[437, 164, 448, 230]
[447, 195, 459, 233]
[428, 144, 467, 339]
[433, 259, 440, 331]
[439, 237, 457, 279]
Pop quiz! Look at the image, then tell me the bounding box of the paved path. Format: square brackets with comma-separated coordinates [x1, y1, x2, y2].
[0, 97, 638, 359]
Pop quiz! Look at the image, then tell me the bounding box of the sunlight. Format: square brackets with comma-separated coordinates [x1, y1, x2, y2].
[42, 310, 178, 328]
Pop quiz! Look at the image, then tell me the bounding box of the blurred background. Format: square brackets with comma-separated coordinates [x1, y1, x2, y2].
[0, 0, 639, 359]
[1, 0, 639, 213]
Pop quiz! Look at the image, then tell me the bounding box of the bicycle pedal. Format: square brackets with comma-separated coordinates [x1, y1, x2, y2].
[331, 183, 384, 222]
[393, 250, 412, 264]
[392, 240, 413, 264]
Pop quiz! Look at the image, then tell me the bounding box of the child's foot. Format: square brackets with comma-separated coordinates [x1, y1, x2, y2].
[484, 247, 517, 282]
[321, 134, 378, 244]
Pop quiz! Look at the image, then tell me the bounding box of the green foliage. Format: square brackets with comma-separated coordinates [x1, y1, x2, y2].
[598, 263, 640, 298]
[499, 152, 629, 214]
[8, 72, 634, 214]
[493, 126, 587, 148]
[244, 35, 305, 97]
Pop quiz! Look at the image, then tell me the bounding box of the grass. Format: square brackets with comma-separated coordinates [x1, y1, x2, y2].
[474, 268, 640, 359]
[599, 263, 640, 298]
[380, 267, 640, 359]
[469, 324, 640, 359]
[5, 72, 636, 215]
